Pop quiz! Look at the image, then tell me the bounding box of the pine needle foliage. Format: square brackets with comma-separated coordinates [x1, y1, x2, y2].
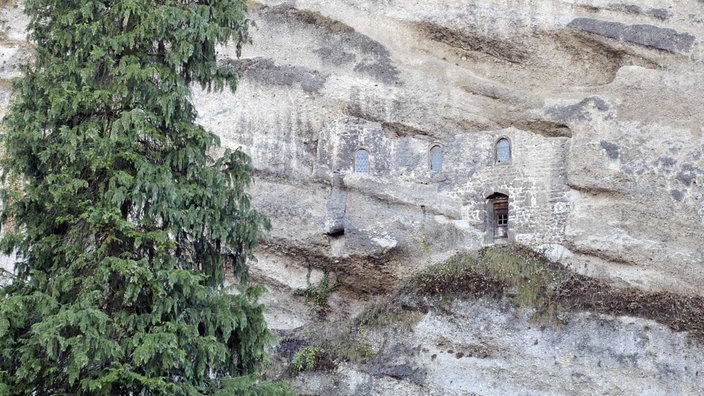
[0, 1, 288, 394]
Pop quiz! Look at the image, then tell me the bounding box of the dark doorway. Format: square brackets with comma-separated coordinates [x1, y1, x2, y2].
[486, 193, 509, 240]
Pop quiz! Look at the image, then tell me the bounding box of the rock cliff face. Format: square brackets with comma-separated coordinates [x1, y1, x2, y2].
[194, 2, 704, 391]
[1, 0, 703, 394]
[195, 0, 703, 299]
[2, 0, 702, 298]
[292, 300, 704, 395]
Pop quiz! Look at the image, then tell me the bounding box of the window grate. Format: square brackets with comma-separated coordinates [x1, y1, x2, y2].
[354, 149, 369, 173]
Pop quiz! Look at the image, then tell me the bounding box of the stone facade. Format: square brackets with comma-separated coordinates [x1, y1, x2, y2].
[312, 118, 573, 247]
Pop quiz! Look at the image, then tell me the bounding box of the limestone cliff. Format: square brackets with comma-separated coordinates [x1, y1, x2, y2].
[195, 0, 703, 299]
[3, 0, 701, 296]
[1, 0, 703, 394]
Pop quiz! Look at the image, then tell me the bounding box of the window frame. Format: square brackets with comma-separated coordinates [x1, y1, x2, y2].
[495, 137, 512, 165]
[353, 148, 370, 174]
[486, 192, 509, 241]
[429, 144, 443, 173]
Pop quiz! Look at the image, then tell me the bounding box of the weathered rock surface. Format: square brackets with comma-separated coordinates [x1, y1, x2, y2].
[292, 299, 704, 395]
[1, 0, 703, 393]
[194, 0, 704, 298]
[3, 0, 701, 295]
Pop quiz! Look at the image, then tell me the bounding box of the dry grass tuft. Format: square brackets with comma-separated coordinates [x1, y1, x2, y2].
[406, 244, 704, 340]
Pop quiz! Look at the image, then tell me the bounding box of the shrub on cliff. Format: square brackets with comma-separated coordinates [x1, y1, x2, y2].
[407, 245, 704, 340]
[0, 1, 289, 394]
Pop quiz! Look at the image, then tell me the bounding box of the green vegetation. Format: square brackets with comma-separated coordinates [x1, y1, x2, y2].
[281, 322, 376, 376]
[294, 268, 340, 313]
[0, 1, 291, 394]
[281, 295, 424, 376]
[407, 244, 704, 339]
[355, 296, 423, 330]
[280, 244, 703, 380]
[290, 346, 324, 374]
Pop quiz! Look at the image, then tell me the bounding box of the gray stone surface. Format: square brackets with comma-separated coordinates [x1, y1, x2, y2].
[295, 300, 704, 395]
[1, 0, 704, 392]
[606, 4, 671, 21]
[196, 0, 704, 313]
[568, 18, 696, 54]
[547, 96, 611, 123]
[225, 57, 329, 93]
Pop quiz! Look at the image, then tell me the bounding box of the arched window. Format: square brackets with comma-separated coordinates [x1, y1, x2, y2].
[496, 138, 511, 164]
[429, 145, 443, 172]
[354, 149, 369, 173]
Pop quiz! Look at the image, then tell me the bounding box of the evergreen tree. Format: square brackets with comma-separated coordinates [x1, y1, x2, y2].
[0, 1, 289, 394]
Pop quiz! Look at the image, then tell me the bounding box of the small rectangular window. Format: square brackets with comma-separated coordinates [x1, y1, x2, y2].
[430, 146, 442, 172]
[496, 138, 511, 164]
[354, 150, 369, 173]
